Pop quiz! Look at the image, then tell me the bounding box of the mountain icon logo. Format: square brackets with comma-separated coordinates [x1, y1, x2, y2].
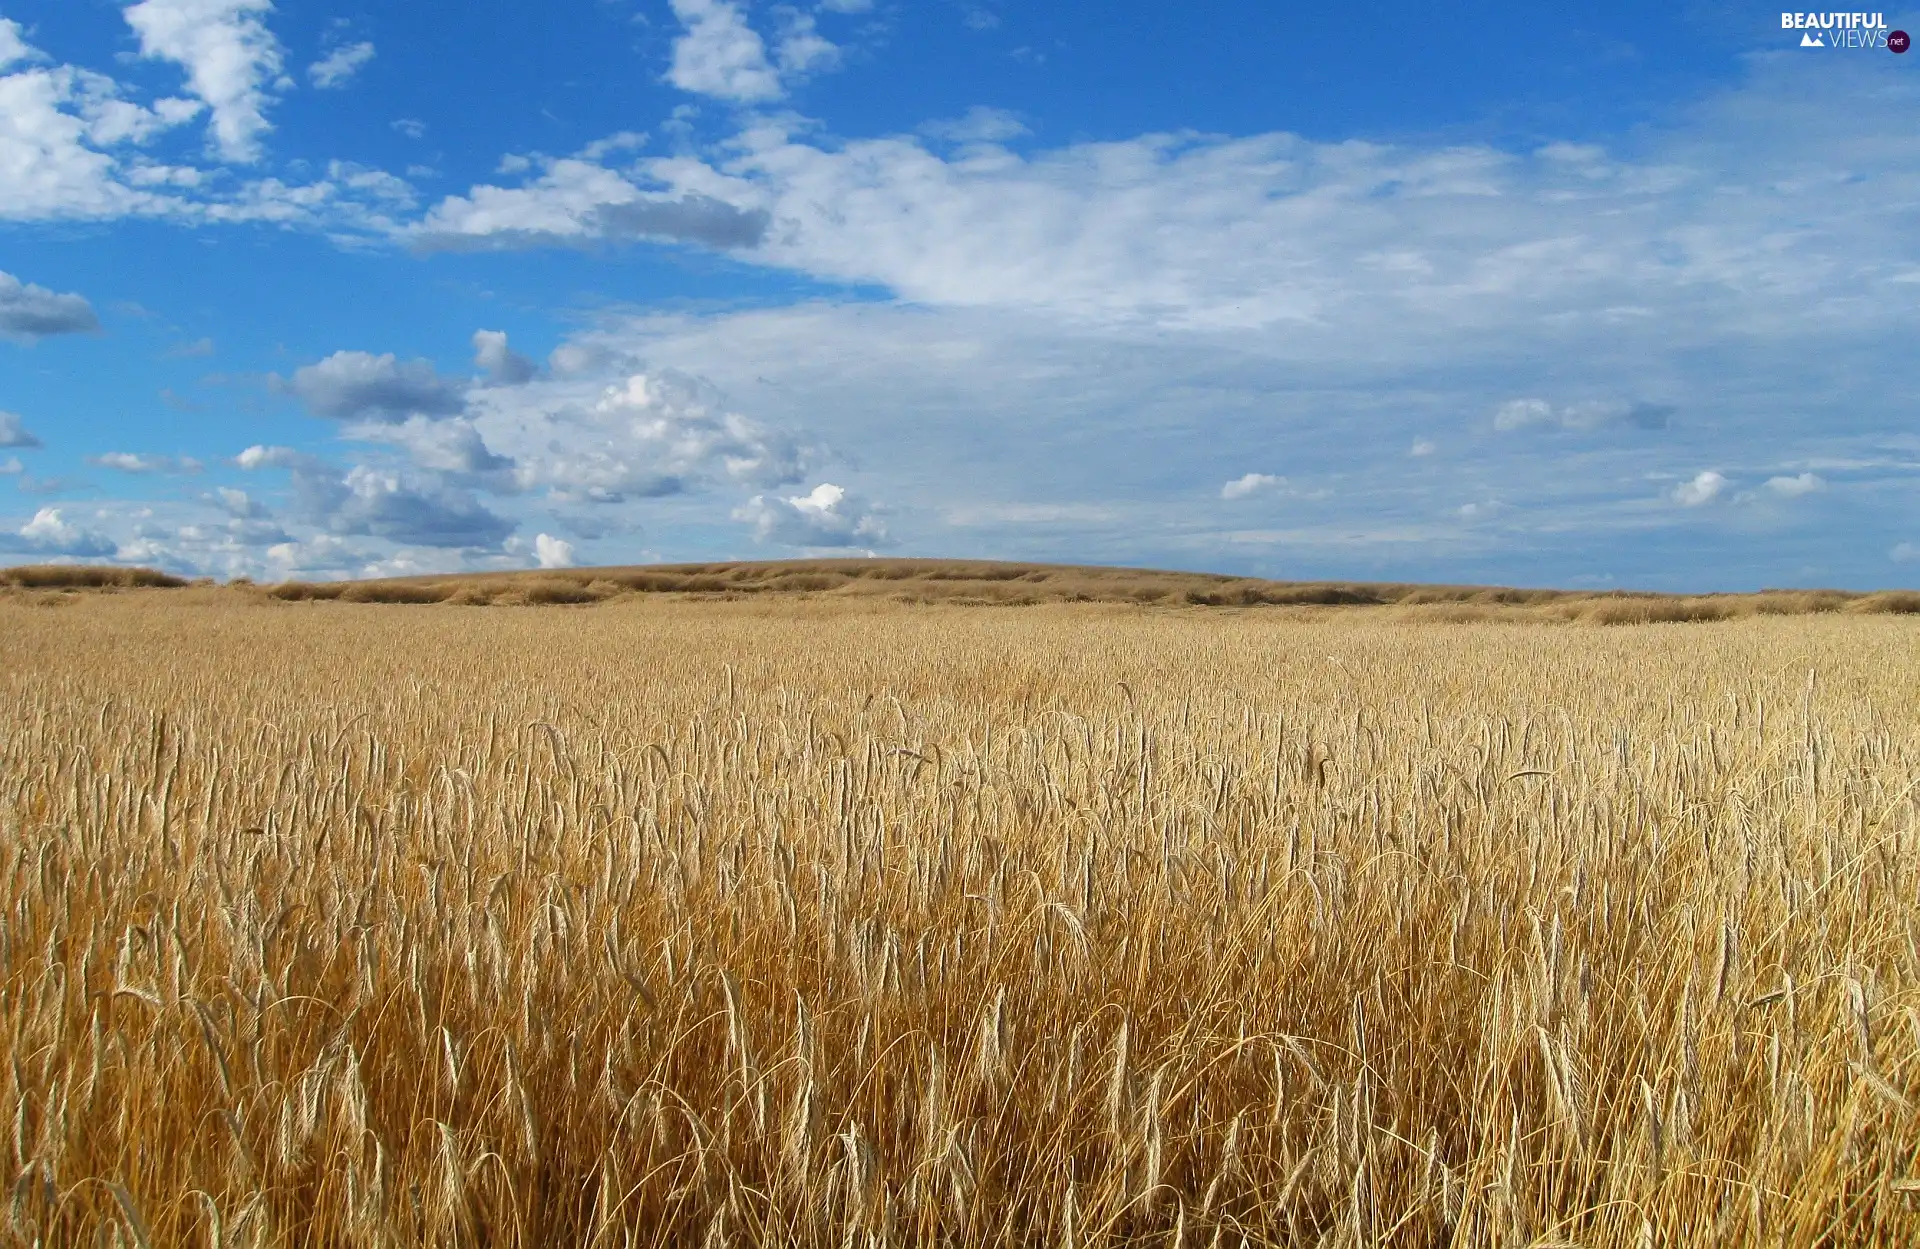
[1800, 31, 1825, 45]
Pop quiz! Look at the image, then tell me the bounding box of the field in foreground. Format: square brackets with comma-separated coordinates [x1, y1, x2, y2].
[3, 595, 1919, 1247]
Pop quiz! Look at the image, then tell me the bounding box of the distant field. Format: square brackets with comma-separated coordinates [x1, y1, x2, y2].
[6, 557, 1920, 623]
[3, 593, 1919, 1246]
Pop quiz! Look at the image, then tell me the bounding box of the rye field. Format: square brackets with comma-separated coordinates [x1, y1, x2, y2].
[3, 583, 1919, 1246]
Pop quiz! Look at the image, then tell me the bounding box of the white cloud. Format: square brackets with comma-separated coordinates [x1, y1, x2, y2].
[412, 156, 769, 250]
[210, 485, 267, 517]
[308, 40, 373, 90]
[79, 86, 204, 147]
[0, 270, 101, 340]
[473, 328, 536, 384]
[0, 44, 394, 229]
[0, 457, 22, 475]
[234, 443, 318, 471]
[236, 443, 514, 549]
[921, 106, 1029, 145]
[281, 350, 467, 421]
[533, 532, 574, 569]
[1672, 470, 1728, 507]
[548, 342, 614, 377]
[1892, 543, 1919, 564]
[90, 451, 202, 473]
[1765, 472, 1824, 497]
[466, 368, 807, 503]
[261, 532, 360, 578]
[0, 19, 36, 72]
[0, 411, 43, 448]
[1410, 438, 1436, 457]
[1493, 397, 1672, 432]
[122, 0, 286, 163]
[817, 0, 872, 12]
[400, 57, 1917, 350]
[345, 415, 515, 483]
[414, 54, 1920, 372]
[666, 0, 782, 103]
[0, 59, 140, 219]
[329, 464, 513, 548]
[735, 482, 885, 547]
[773, 11, 839, 77]
[6, 507, 117, 557]
[1220, 472, 1283, 500]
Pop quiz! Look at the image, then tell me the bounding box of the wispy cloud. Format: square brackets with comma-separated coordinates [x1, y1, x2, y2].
[308, 41, 374, 90]
[90, 452, 203, 474]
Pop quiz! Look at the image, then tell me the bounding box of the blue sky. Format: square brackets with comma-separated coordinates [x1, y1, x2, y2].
[0, 1, 1915, 588]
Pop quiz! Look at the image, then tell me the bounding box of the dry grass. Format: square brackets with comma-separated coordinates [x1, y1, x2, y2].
[0, 564, 188, 590]
[12, 558, 1915, 624]
[3, 594, 1920, 1246]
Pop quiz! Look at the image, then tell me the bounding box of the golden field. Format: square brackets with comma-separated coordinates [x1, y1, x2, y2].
[3, 587, 1919, 1247]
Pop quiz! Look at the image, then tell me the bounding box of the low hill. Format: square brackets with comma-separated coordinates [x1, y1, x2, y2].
[7, 558, 1919, 622]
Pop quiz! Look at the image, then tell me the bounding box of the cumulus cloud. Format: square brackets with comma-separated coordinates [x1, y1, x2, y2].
[666, 0, 782, 102]
[236, 442, 514, 548]
[122, 0, 286, 163]
[346, 415, 516, 484]
[1892, 543, 1919, 564]
[0, 270, 101, 340]
[1672, 470, 1728, 507]
[0, 457, 22, 475]
[533, 532, 574, 568]
[90, 451, 202, 473]
[1493, 398, 1672, 432]
[473, 329, 536, 384]
[735, 482, 885, 547]
[0, 58, 148, 220]
[1765, 472, 1824, 498]
[308, 40, 373, 89]
[131, 512, 289, 555]
[1220, 472, 1283, 500]
[1410, 439, 1436, 457]
[0, 36, 397, 229]
[3, 507, 117, 557]
[327, 465, 514, 547]
[209, 485, 268, 517]
[0, 411, 42, 448]
[281, 350, 467, 421]
[467, 369, 807, 503]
